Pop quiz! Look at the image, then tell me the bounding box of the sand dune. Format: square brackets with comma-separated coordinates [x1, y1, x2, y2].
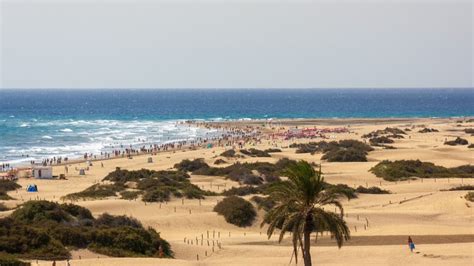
[3, 118, 473, 265]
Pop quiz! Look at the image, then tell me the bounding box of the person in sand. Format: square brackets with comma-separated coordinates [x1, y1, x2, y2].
[408, 236, 415, 252]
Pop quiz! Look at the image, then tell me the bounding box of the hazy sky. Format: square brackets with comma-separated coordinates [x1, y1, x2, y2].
[0, 0, 472, 89]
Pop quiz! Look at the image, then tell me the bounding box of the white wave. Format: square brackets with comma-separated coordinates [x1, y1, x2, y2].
[60, 128, 73, 132]
[41, 135, 53, 139]
[19, 123, 30, 127]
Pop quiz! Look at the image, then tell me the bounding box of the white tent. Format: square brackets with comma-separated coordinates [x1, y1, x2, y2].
[32, 165, 53, 179]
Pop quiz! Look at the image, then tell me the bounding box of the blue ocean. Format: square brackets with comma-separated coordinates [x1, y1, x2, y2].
[1, 88, 473, 164]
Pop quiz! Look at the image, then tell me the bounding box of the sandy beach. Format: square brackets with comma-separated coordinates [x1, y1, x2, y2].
[2, 117, 473, 266]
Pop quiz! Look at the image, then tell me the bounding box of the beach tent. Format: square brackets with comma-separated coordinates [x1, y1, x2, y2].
[32, 165, 53, 179]
[26, 184, 38, 192]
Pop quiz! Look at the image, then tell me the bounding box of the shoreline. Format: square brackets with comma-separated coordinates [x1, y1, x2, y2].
[2, 116, 473, 169]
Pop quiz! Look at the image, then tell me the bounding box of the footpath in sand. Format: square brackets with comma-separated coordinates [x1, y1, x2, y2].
[3, 118, 473, 265]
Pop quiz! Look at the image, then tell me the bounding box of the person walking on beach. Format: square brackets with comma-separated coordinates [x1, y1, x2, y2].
[408, 236, 415, 252]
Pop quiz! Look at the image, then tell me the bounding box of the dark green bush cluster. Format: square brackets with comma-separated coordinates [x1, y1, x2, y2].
[220, 149, 236, 158]
[419, 128, 439, 133]
[322, 183, 358, 199]
[222, 186, 262, 196]
[192, 158, 297, 185]
[174, 159, 209, 172]
[355, 186, 390, 194]
[369, 136, 394, 145]
[0, 180, 21, 200]
[289, 142, 323, 154]
[0, 201, 172, 260]
[62, 184, 123, 200]
[0, 203, 10, 212]
[264, 148, 282, 153]
[214, 159, 227, 165]
[120, 190, 142, 200]
[446, 185, 474, 191]
[214, 196, 256, 227]
[445, 137, 469, 146]
[465, 192, 474, 202]
[291, 140, 373, 162]
[250, 196, 276, 211]
[362, 127, 406, 138]
[465, 128, 474, 135]
[240, 148, 271, 157]
[65, 168, 215, 202]
[0, 252, 31, 266]
[370, 160, 474, 181]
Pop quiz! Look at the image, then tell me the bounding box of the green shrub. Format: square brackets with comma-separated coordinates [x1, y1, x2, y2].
[0, 191, 14, 200]
[220, 150, 236, 158]
[240, 148, 271, 157]
[142, 188, 171, 202]
[419, 128, 439, 133]
[222, 186, 261, 196]
[322, 183, 358, 199]
[446, 185, 474, 191]
[465, 192, 474, 202]
[321, 148, 368, 162]
[468, 144, 474, 148]
[362, 127, 406, 138]
[464, 128, 474, 134]
[0, 252, 31, 266]
[62, 184, 122, 200]
[355, 186, 390, 194]
[120, 190, 142, 200]
[264, 148, 282, 153]
[370, 160, 474, 181]
[250, 196, 276, 211]
[214, 196, 256, 227]
[0, 180, 21, 192]
[445, 137, 469, 146]
[174, 159, 209, 172]
[0, 201, 173, 260]
[214, 159, 227, 165]
[0, 203, 10, 212]
[369, 136, 394, 145]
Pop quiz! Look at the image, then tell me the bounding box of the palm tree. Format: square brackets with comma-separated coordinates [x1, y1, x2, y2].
[261, 160, 351, 266]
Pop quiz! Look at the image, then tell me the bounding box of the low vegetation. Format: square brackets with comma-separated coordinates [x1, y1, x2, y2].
[0, 201, 172, 260]
[250, 195, 276, 211]
[188, 158, 298, 185]
[370, 160, 474, 181]
[240, 148, 271, 157]
[0, 203, 10, 212]
[418, 128, 439, 133]
[465, 192, 474, 202]
[214, 196, 256, 227]
[0, 253, 30, 266]
[63, 168, 216, 202]
[0, 180, 21, 200]
[362, 127, 406, 138]
[220, 149, 236, 158]
[291, 140, 373, 162]
[469, 144, 474, 149]
[444, 137, 469, 146]
[355, 186, 390, 194]
[445, 185, 474, 191]
[214, 159, 227, 165]
[222, 186, 262, 196]
[465, 128, 474, 135]
[369, 136, 394, 146]
[264, 148, 282, 153]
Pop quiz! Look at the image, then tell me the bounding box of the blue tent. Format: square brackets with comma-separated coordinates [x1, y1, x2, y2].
[26, 184, 38, 192]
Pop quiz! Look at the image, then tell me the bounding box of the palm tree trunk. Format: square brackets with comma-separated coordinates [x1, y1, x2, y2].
[303, 228, 312, 266]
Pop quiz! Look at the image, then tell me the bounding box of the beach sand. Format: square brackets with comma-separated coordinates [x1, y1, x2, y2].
[2, 118, 473, 265]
